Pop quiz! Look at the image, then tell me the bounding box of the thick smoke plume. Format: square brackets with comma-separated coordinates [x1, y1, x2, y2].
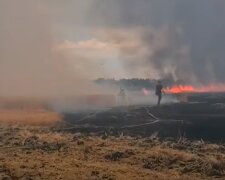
[0, 0, 105, 99]
[1, 0, 225, 101]
[86, 0, 225, 84]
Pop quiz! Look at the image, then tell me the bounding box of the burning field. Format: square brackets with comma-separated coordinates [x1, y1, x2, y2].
[164, 84, 225, 94]
[2, 0, 225, 179]
[0, 93, 225, 180]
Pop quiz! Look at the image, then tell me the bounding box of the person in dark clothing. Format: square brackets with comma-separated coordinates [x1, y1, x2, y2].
[118, 87, 127, 105]
[155, 80, 163, 106]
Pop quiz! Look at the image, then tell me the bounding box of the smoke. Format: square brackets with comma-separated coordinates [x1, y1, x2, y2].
[0, 0, 104, 99]
[1, 0, 225, 100]
[0, 0, 54, 97]
[84, 0, 225, 84]
[95, 27, 193, 81]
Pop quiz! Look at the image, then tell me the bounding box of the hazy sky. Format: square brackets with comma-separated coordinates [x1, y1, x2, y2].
[1, 0, 225, 87]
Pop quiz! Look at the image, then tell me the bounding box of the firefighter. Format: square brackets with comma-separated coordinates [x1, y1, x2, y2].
[155, 80, 163, 106]
[118, 87, 127, 105]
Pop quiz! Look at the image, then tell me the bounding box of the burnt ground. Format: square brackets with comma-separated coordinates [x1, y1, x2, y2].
[1, 93, 225, 179]
[63, 101, 225, 142]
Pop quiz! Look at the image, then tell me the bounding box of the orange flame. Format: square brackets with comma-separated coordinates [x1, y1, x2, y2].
[164, 84, 225, 94]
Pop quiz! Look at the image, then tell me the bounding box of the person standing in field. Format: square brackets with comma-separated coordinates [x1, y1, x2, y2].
[155, 80, 163, 106]
[118, 87, 127, 106]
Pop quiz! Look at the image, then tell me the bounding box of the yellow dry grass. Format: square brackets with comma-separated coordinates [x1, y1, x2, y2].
[0, 128, 224, 180]
[0, 109, 62, 126]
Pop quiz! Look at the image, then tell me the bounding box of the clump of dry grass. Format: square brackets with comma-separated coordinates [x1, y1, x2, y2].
[142, 146, 225, 177]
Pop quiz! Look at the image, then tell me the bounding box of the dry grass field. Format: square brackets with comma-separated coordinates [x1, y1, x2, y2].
[0, 99, 224, 180]
[0, 109, 62, 126]
[0, 98, 62, 126]
[0, 126, 224, 180]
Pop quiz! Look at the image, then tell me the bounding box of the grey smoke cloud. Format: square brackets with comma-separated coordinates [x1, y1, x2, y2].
[86, 0, 225, 83]
[1, 0, 225, 95]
